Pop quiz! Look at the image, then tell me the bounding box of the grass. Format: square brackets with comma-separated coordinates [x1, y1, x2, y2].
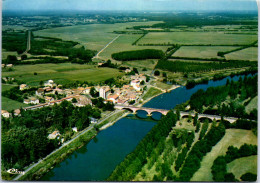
[173, 46, 239, 59]
[98, 34, 168, 60]
[97, 110, 127, 129]
[245, 96, 258, 114]
[155, 81, 173, 90]
[2, 63, 124, 86]
[225, 47, 258, 61]
[227, 155, 257, 181]
[142, 87, 162, 101]
[122, 59, 158, 71]
[139, 32, 257, 45]
[2, 50, 18, 59]
[34, 21, 163, 51]
[191, 129, 257, 182]
[2, 96, 29, 111]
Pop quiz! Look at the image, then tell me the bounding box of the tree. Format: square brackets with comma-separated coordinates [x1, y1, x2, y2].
[72, 98, 77, 103]
[154, 70, 160, 76]
[163, 72, 167, 77]
[240, 173, 257, 181]
[140, 80, 145, 85]
[133, 68, 139, 74]
[21, 54, 27, 60]
[90, 87, 98, 97]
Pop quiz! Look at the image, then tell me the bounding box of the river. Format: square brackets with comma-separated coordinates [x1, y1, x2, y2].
[41, 73, 254, 181]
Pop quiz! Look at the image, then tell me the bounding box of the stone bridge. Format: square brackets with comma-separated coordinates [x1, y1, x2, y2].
[115, 105, 238, 123]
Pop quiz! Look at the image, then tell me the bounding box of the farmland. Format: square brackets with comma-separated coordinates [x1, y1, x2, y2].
[2, 63, 123, 86]
[138, 32, 257, 45]
[34, 21, 163, 51]
[173, 46, 239, 59]
[225, 47, 258, 61]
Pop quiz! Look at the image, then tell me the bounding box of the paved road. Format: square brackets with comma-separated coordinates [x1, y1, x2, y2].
[13, 110, 121, 181]
[20, 30, 31, 56]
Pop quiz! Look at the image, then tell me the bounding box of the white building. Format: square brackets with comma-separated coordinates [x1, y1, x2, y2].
[99, 86, 110, 99]
[48, 130, 60, 139]
[19, 84, 28, 91]
[44, 80, 55, 88]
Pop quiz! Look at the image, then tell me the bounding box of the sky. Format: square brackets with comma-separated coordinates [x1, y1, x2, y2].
[2, 0, 258, 11]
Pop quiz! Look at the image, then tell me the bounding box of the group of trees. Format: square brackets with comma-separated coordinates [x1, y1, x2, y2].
[211, 143, 257, 181]
[2, 32, 27, 54]
[91, 97, 115, 111]
[156, 60, 257, 73]
[1, 100, 101, 171]
[189, 75, 257, 120]
[107, 110, 178, 181]
[2, 86, 36, 103]
[112, 49, 164, 61]
[177, 123, 226, 181]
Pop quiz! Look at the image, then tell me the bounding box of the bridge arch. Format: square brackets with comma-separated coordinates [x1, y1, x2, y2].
[198, 117, 213, 123]
[122, 108, 134, 113]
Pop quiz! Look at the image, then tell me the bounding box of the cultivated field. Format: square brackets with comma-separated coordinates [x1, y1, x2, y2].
[122, 59, 158, 71]
[2, 63, 124, 86]
[34, 21, 163, 51]
[139, 32, 257, 45]
[2, 49, 18, 59]
[98, 34, 168, 60]
[191, 129, 257, 182]
[245, 96, 258, 113]
[173, 46, 239, 59]
[225, 47, 258, 61]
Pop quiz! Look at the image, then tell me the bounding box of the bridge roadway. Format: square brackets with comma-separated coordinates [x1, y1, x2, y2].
[114, 105, 238, 123]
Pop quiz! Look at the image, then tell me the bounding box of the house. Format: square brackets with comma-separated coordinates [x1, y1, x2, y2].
[129, 94, 137, 100]
[6, 64, 13, 68]
[23, 99, 30, 104]
[53, 88, 64, 95]
[36, 88, 45, 96]
[19, 84, 28, 91]
[14, 109, 21, 116]
[72, 127, 78, 132]
[1, 110, 10, 118]
[117, 99, 127, 105]
[48, 130, 60, 139]
[30, 97, 39, 105]
[90, 117, 98, 124]
[2, 64, 5, 68]
[107, 94, 119, 104]
[98, 63, 104, 66]
[130, 79, 140, 87]
[44, 80, 55, 88]
[125, 69, 131, 73]
[64, 89, 73, 96]
[45, 96, 54, 103]
[82, 87, 91, 95]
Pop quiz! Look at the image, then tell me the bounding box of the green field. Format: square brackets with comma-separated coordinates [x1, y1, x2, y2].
[139, 32, 257, 45]
[225, 47, 258, 61]
[142, 87, 162, 101]
[2, 96, 29, 111]
[122, 59, 158, 71]
[34, 21, 163, 51]
[227, 155, 257, 180]
[173, 46, 239, 59]
[2, 63, 124, 86]
[245, 96, 258, 114]
[191, 129, 257, 181]
[98, 34, 168, 60]
[2, 50, 18, 59]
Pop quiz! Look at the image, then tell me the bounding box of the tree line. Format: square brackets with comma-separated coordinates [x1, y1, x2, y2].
[156, 60, 257, 73]
[112, 49, 164, 61]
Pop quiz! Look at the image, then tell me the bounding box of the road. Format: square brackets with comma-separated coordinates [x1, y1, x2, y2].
[13, 109, 121, 181]
[20, 30, 31, 56]
[94, 35, 121, 59]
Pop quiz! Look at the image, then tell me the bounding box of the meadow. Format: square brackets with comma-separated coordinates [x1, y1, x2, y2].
[225, 47, 258, 61]
[34, 21, 163, 51]
[138, 32, 257, 45]
[191, 129, 257, 181]
[98, 34, 168, 60]
[2, 63, 123, 86]
[173, 46, 239, 59]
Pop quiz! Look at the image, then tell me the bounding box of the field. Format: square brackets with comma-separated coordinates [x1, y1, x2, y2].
[173, 46, 239, 59]
[245, 96, 258, 113]
[122, 59, 158, 71]
[191, 129, 257, 181]
[2, 96, 29, 111]
[34, 21, 163, 51]
[142, 87, 162, 101]
[225, 47, 258, 61]
[98, 34, 168, 60]
[138, 32, 257, 45]
[2, 63, 124, 86]
[227, 155, 257, 180]
[2, 49, 18, 59]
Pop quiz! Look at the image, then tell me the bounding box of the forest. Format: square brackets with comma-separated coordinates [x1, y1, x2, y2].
[1, 100, 101, 171]
[111, 49, 164, 61]
[189, 75, 257, 120]
[156, 60, 257, 73]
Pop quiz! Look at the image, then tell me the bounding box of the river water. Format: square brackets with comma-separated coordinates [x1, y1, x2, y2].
[41, 73, 253, 181]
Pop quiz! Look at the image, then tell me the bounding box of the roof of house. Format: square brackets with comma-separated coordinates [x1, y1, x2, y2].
[1, 110, 9, 114]
[107, 94, 119, 100]
[51, 130, 60, 136]
[37, 88, 45, 93]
